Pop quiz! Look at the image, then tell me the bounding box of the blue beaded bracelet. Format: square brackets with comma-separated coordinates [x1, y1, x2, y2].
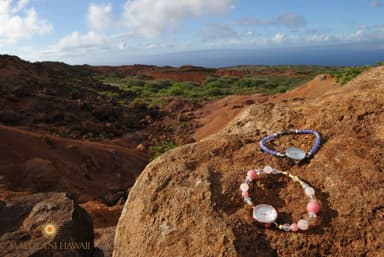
[259, 129, 321, 161]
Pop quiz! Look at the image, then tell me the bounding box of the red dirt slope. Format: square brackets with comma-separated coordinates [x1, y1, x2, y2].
[0, 125, 148, 204]
[193, 94, 268, 141]
[272, 74, 338, 102]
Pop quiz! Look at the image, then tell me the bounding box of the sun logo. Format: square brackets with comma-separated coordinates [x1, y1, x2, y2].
[42, 223, 58, 238]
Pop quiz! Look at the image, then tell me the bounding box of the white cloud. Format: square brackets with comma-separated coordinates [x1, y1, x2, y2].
[201, 23, 239, 41]
[88, 3, 114, 31]
[55, 31, 108, 51]
[37, 30, 142, 62]
[123, 0, 235, 37]
[272, 33, 285, 43]
[0, 0, 52, 43]
[238, 13, 306, 28]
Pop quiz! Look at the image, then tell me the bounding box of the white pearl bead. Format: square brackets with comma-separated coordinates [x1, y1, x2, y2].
[304, 187, 315, 197]
[263, 165, 273, 174]
[240, 183, 249, 192]
[297, 219, 309, 230]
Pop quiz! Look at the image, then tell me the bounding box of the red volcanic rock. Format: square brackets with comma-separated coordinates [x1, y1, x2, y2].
[80, 201, 123, 228]
[215, 69, 247, 78]
[0, 192, 94, 257]
[113, 67, 384, 257]
[143, 68, 216, 83]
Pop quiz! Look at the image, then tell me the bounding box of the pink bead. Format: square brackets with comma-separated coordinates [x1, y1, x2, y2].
[290, 223, 299, 232]
[247, 170, 257, 180]
[241, 191, 249, 197]
[306, 200, 321, 213]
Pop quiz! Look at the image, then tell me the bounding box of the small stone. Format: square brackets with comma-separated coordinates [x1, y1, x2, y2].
[240, 183, 249, 192]
[297, 219, 309, 230]
[304, 187, 315, 197]
[263, 165, 273, 174]
[241, 191, 249, 197]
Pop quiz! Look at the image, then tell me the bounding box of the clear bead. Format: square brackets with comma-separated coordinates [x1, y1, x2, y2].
[307, 212, 317, 219]
[297, 219, 309, 230]
[244, 197, 253, 205]
[304, 187, 315, 197]
[240, 183, 249, 192]
[263, 165, 273, 174]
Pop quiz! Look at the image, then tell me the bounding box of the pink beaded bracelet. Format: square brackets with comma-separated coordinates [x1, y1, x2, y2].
[240, 166, 321, 231]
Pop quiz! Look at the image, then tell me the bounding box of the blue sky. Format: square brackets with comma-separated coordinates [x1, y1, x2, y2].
[1, 0, 384, 66]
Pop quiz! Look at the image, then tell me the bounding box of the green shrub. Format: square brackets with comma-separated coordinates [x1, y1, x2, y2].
[166, 81, 199, 96]
[236, 78, 265, 88]
[125, 79, 145, 87]
[149, 141, 177, 159]
[273, 85, 289, 93]
[144, 80, 172, 92]
[333, 66, 370, 85]
[167, 86, 184, 96]
[205, 80, 223, 88]
[185, 88, 202, 98]
[204, 76, 220, 85]
[205, 87, 225, 96]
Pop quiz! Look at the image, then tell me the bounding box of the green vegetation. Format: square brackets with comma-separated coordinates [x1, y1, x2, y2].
[92, 65, 352, 108]
[149, 141, 177, 159]
[333, 63, 383, 85]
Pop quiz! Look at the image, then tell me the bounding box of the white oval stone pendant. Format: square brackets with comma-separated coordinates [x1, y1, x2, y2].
[253, 204, 278, 223]
[285, 147, 306, 161]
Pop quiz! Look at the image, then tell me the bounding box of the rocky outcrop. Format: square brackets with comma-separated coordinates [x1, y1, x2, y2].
[0, 192, 94, 257]
[94, 227, 115, 257]
[113, 67, 384, 257]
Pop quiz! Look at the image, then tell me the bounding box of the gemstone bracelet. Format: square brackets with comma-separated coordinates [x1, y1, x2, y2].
[259, 129, 321, 161]
[240, 166, 321, 232]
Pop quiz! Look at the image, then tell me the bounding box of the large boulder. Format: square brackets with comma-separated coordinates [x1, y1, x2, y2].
[0, 192, 94, 257]
[113, 67, 384, 257]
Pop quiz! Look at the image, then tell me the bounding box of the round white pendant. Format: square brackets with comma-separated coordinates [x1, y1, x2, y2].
[285, 147, 306, 161]
[253, 204, 278, 223]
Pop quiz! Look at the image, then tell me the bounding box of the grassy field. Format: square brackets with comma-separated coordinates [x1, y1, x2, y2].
[93, 65, 344, 107]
